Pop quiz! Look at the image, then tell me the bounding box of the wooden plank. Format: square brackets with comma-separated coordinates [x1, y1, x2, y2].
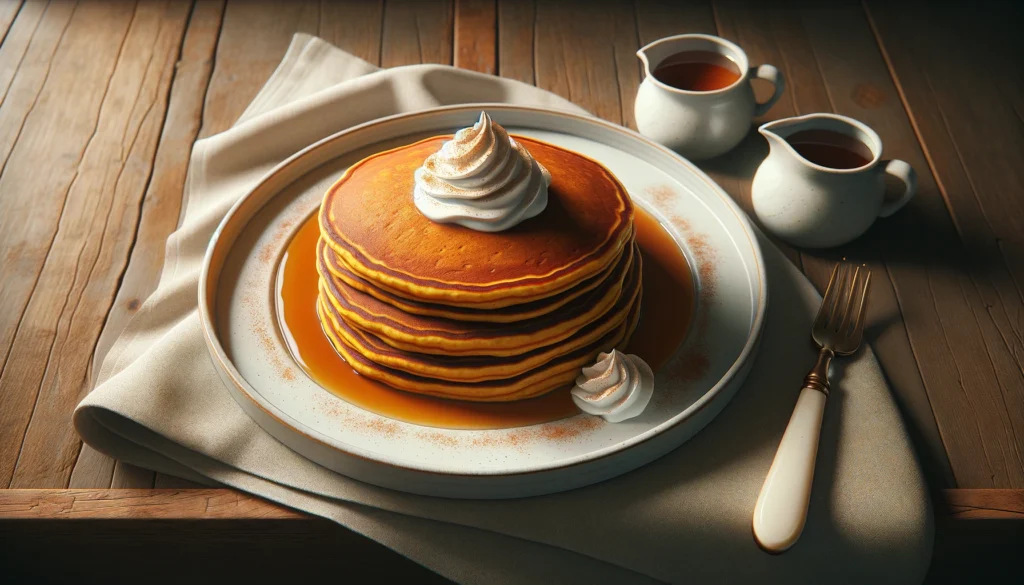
[317, 0, 384, 65]
[634, 0, 717, 42]
[0, 488, 1018, 583]
[0, 489, 298, 519]
[0, 1, 114, 488]
[381, 0, 453, 68]
[70, 0, 226, 491]
[0, 0, 22, 46]
[67, 443, 116, 489]
[1, 487, 1017, 520]
[789, 1, 1024, 488]
[198, 0, 319, 137]
[709, 0, 955, 488]
[946, 489, 1024, 520]
[0, 0, 191, 489]
[6, 0, 195, 489]
[0, 1, 45, 109]
[532, 0, 640, 127]
[454, 0, 495, 74]
[0, 497, 451, 584]
[496, 0, 532, 84]
[0, 1, 76, 383]
[865, 0, 1024, 489]
[928, 490, 1024, 584]
[110, 462, 156, 490]
[153, 474, 210, 489]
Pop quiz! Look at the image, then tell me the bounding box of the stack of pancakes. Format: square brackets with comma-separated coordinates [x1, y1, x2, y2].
[316, 135, 641, 402]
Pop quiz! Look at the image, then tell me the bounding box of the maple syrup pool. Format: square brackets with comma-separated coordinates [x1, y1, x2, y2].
[276, 207, 695, 430]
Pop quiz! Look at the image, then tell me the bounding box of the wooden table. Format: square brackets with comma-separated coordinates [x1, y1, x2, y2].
[1, 0, 1021, 582]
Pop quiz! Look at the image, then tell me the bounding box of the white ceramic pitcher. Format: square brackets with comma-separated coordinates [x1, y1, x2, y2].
[635, 34, 785, 160]
[752, 113, 917, 248]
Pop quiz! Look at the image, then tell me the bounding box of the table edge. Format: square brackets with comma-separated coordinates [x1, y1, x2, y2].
[0, 488, 1021, 521]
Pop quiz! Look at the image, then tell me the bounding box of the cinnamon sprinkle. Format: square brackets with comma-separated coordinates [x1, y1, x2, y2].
[259, 243, 275, 264]
[644, 184, 677, 208]
[366, 417, 402, 438]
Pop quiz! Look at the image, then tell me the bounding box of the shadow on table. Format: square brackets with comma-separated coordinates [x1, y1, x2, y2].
[1, 518, 454, 584]
[926, 516, 1024, 584]
[690, 128, 1000, 275]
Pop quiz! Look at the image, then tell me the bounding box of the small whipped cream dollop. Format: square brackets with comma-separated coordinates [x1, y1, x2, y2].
[413, 112, 551, 232]
[571, 350, 655, 423]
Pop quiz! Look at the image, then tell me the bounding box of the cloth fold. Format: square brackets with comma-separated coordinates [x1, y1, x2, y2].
[76, 34, 932, 584]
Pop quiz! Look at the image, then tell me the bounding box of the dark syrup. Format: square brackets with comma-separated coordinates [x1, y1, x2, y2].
[653, 50, 742, 92]
[786, 129, 872, 170]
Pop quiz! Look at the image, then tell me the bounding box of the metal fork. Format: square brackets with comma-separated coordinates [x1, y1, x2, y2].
[752, 263, 871, 553]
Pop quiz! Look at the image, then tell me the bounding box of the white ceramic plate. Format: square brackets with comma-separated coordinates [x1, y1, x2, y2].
[200, 105, 767, 499]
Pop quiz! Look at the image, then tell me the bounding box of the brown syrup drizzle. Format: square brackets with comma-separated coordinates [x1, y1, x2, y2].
[277, 207, 695, 430]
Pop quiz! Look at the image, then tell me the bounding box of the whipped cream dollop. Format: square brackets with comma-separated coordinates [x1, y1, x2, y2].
[571, 350, 655, 423]
[413, 112, 551, 232]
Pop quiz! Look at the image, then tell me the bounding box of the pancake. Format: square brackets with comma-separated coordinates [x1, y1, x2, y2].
[311, 123, 644, 402]
[316, 292, 643, 401]
[318, 237, 623, 323]
[319, 135, 634, 308]
[317, 254, 642, 381]
[317, 241, 639, 356]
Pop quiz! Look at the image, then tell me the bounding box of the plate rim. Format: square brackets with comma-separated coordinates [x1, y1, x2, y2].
[198, 103, 768, 479]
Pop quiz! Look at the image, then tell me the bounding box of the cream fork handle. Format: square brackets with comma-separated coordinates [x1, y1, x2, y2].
[752, 385, 827, 553]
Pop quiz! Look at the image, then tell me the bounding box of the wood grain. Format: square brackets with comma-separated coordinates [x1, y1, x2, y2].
[454, 0, 495, 74]
[317, 0, 384, 65]
[0, 487, 1015, 520]
[709, 0, 955, 488]
[4, 488, 1019, 583]
[945, 489, 1024, 520]
[0, 1, 76, 395]
[0, 488, 299, 519]
[88, 1, 223, 373]
[0, 1, 44, 109]
[0, 0, 22, 46]
[3, 491, 1019, 584]
[67, 443, 118, 490]
[71, 0, 226, 491]
[381, 0, 453, 68]
[784, 1, 1024, 489]
[531, 0, 640, 127]
[109, 463, 156, 490]
[865, 0, 1024, 489]
[496, 0, 533, 84]
[198, 0, 319, 138]
[0, 6, 1018, 582]
[0, 0, 192, 489]
[634, 0, 717, 43]
[0, 0, 1015, 534]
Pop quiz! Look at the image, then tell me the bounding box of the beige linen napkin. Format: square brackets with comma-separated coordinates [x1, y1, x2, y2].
[76, 34, 932, 584]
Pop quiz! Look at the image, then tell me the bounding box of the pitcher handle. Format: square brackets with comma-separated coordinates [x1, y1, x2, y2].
[879, 159, 917, 217]
[752, 64, 785, 117]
